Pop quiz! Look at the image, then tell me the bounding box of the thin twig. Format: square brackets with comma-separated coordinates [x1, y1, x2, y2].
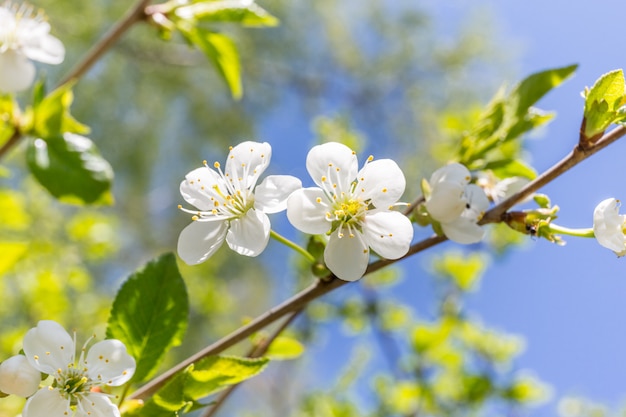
[130, 125, 626, 402]
[0, 129, 22, 160]
[57, 0, 152, 86]
[201, 310, 303, 417]
[480, 125, 626, 224]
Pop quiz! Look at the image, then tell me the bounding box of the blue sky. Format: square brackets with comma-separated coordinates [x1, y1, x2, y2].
[452, 0, 626, 413]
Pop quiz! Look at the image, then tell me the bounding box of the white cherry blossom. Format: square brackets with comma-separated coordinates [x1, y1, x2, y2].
[0, 3, 65, 93]
[178, 141, 302, 264]
[593, 198, 626, 256]
[425, 163, 489, 244]
[286, 142, 413, 281]
[16, 320, 135, 417]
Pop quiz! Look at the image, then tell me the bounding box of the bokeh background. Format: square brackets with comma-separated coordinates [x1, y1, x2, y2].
[2, 0, 626, 416]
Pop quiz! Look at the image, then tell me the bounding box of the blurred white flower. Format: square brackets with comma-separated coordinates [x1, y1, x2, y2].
[425, 163, 489, 244]
[19, 320, 135, 417]
[178, 141, 302, 264]
[476, 173, 530, 204]
[0, 355, 40, 397]
[0, 2, 65, 93]
[287, 142, 413, 281]
[593, 198, 626, 256]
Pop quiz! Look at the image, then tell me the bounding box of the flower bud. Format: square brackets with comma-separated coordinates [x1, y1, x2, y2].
[0, 355, 41, 397]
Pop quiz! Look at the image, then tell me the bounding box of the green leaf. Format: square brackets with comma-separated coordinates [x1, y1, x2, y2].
[30, 84, 90, 138]
[184, 355, 269, 399]
[26, 133, 114, 205]
[176, 1, 279, 27]
[106, 253, 189, 384]
[127, 355, 268, 417]
[583, 69, 626, 139]
[459, 65, 577, 166]
[178, 26, 242, 99]
[266, 336, 305, 360]
[484, 159, 537, 180]
[508, 64, 578, 118]
[0, 242, 27, 275]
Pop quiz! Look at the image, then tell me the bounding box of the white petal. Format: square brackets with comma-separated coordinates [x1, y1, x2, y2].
[177, 220, 228, 264]
[363, 211, 413, 259]
[226, 209, 270, 257]
[429, 163, 470, 186]
[425, 181, 466, 223]
[357, 159, 406, 209]
[85, 340, 135, 386]
[23, 34, 65, 65]
[492, 177, 530, 203]
[441, 218, 485, 244]
[254, 175, 302, 214]
[225, 141, 272, 190]
[324, 231, 369, 281]
[0, 51, 36, 93]
[286, 188, 331, 234]
[306, 142, 357, 192]
[76, 394, 120, 417]
[180, 166, 226, 211]
[23, 388, 71, 417]
[0, 355, 41, 397]
[465, 184, 490, 218]
[23, 321, 74, 374]
[593, 198, 626, 255]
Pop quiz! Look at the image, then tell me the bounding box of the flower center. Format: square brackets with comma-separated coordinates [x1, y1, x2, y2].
[180, 160, 258, 222]
[211, 183, 254, 217]
[54, 366, 93, 403]
[326, 195, 368, 238]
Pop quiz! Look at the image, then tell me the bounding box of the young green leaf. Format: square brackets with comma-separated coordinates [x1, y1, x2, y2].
[459, 64, 577, 168]
[127, 356, 269, 417]
[582, 69, 626, 140]
[265, 336, 305, 360]
[184, 355, 269, 399]
[179, 26, 242, 99]
[25, 133, 114, 205]
[508, 64, 578, 118]
[107, 253, 189, 384]
[175, 1, 279, 27]
[29, 84, 90, 138]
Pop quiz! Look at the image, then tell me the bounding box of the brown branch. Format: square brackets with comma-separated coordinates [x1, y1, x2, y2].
[129, 124, 626, 403]
[57, 0, 152, 86]
[480, 125, 626, 224]
[200, 310, 303, 417]
[0, 129, 22, 160]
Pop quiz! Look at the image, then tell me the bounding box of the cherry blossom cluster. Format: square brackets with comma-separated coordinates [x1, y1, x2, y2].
[0, 320, 135, 417]
[177, 141, 516, 281]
